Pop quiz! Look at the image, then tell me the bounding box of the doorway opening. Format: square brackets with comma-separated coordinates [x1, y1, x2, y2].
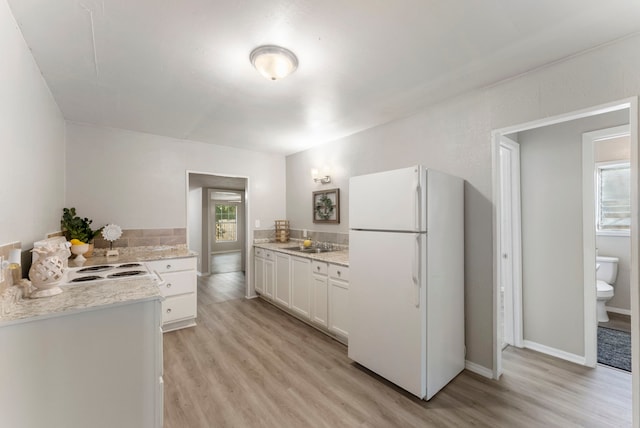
[186, 172, 251, 298]
[583, 125, 632, 371]
[209, 190, 244, 274]
[492, 98, 639, 424]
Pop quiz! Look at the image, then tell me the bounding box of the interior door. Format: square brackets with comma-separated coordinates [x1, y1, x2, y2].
[499, 137, 522, 348]
[348, 229, 426, 398]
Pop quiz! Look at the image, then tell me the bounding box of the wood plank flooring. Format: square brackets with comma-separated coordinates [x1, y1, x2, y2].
[163, 273, 632, 427]
[210, 251, 242, 274]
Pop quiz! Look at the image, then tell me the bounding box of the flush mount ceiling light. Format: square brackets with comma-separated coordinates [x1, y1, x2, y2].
[250, 45, 298, 80]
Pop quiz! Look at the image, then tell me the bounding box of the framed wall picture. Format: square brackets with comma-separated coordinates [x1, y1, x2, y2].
[313, 188, 340, 224]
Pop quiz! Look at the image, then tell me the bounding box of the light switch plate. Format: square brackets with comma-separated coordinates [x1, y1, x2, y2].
[255, 220, 260, 228]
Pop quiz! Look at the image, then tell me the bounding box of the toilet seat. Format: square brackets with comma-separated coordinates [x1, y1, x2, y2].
[597, 280, 614, 299]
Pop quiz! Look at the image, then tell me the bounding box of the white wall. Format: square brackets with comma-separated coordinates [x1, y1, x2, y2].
[65, 122, 286, 238]
[187, 187, 202, 271]
[286, 34, 640, 371]
[0, 0, 64, 248]
[518, 110, 628, 357]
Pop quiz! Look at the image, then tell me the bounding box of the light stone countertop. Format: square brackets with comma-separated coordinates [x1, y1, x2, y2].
[0, 246, 197, 327]
[254, 242, 349, 267]
[0, 276, 162, 327]
[75, 246, 197, 268]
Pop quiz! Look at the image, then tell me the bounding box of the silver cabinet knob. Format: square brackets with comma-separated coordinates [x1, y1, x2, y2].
[317, 266, 321, 271]
[166, 264, 172, 270]
[167, 283, 172, 288]
[337, 271, 341, 276]
[166, 308, 172, 313]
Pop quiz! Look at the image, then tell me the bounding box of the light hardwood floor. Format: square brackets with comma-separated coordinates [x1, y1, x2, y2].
[163, 273, 632, 427]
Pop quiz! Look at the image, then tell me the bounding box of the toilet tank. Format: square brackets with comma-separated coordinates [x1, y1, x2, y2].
[596, 256, 619, 284]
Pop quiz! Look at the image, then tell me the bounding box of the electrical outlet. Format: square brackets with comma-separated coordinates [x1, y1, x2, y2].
[255, 220, 261, 228]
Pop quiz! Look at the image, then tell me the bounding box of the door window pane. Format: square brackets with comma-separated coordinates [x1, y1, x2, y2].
[216, 204, 237, 242]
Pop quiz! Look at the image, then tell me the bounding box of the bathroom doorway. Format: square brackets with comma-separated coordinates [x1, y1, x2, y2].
[492, 98, 638, 419]
[583, 125, 632, 371]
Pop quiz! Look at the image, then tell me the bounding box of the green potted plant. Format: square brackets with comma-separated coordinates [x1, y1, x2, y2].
[61, 207, 104, 257]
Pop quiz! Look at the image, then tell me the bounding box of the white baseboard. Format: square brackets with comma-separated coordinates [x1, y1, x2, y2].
[605, 306, 631, 316]
[523, 340, 586, 366]
[464, 360, 493, 379]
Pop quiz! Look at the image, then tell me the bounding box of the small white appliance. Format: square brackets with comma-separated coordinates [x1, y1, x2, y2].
[348, 165, 465, 400]
[596, 256, 618, 323]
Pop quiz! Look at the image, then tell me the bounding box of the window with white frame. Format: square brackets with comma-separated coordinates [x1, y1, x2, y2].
[596, 161, 630, 234]
[215, 204, 238, 242]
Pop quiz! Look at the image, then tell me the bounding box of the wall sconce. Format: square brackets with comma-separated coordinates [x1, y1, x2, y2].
[311, 168, 331, 184]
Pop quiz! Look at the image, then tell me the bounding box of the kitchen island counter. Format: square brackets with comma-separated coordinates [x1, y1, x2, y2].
[0, 275, 162, 327]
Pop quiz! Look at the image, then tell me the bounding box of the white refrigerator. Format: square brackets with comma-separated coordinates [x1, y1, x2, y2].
[348, 165, 465, 400]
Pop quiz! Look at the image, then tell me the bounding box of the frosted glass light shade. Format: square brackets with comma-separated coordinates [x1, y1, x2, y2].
[250, 45, 298, 80]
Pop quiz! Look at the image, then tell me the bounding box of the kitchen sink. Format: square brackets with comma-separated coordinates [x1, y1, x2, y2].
[282, 246, 334, 253]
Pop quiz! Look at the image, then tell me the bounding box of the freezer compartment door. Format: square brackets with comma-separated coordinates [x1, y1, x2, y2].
[348, 230, 427, 398]
[349, 166, 426, 231]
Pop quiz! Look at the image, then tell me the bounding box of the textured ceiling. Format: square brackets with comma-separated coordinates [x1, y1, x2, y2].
[8, 0, 640, 155]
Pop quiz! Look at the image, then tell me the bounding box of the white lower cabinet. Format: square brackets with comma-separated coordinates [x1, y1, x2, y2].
[275, 252, 291, 307]
[147, 256, 197, 332]
[328, 264, 350, 340]
[254, 248, 275, 299]
[290, 256, 311, 318]
[311, 261, 329, 328]
[254, 249, 265, 294]
[254, 246, 348, 342]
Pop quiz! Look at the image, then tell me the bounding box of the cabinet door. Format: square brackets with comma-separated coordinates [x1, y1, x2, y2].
[329, 278, 349, 339]
[254, 255, 265, 294]
[274, 252, 291, 307]
[290, 256, 311, 319]
[312, 274, 328, 328]
[264, 259, 274, 299]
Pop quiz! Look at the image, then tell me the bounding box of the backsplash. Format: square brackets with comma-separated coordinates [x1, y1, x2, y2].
[254, 228, 348, 246]
[93, 228, 186, 249]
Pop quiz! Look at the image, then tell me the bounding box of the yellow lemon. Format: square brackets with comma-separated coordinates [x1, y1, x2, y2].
[70, 239, 85, 245]
[303, 239, 312, 248]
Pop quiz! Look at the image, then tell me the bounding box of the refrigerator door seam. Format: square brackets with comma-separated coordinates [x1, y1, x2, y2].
[350, 229, 427, 234]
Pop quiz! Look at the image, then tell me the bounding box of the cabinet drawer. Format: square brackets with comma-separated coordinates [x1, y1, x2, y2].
[158, 270, 196, 297]
[147, 257, 196, 273]
[329, 264, 349, 281]
[311, 261, 328, 276]
[255, 248, 264, 257]
[162, 293, 196, 323]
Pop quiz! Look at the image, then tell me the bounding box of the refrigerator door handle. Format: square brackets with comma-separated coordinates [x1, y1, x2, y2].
[414, 173, 421, 231]
[413, 234, 420, 308]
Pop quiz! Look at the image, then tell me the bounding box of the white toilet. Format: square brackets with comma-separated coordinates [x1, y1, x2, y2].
[596, 256, 619, 323]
